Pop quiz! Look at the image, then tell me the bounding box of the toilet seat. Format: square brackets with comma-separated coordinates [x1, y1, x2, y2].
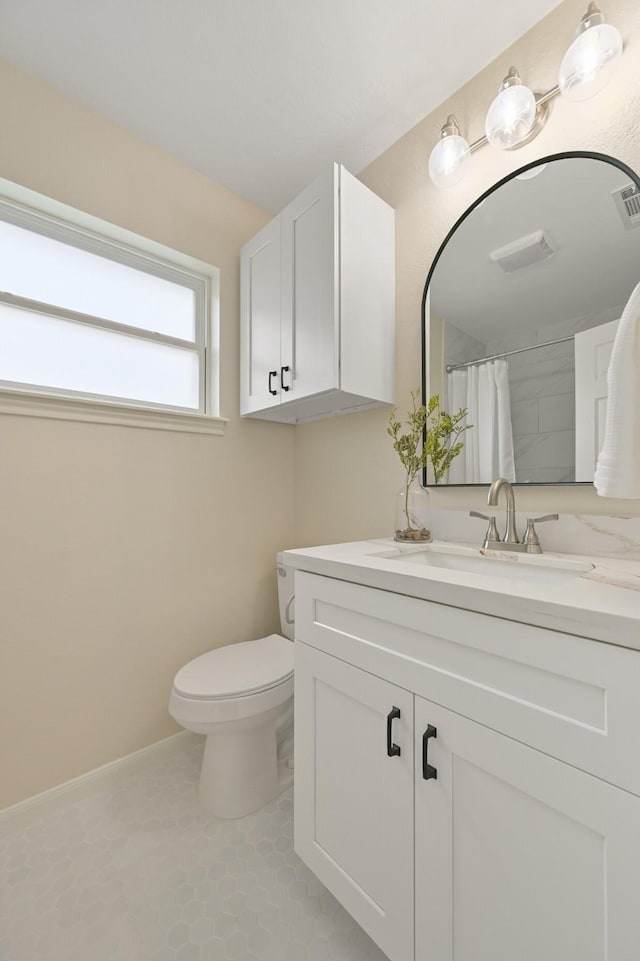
[170, 671, 293, 729]
[173, 634, 294, 700]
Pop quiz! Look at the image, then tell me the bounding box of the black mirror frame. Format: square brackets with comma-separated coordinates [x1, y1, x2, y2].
[420, 150, 640, 489]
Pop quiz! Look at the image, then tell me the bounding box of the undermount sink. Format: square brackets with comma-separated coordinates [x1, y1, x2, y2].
[377, 543, 594, 586]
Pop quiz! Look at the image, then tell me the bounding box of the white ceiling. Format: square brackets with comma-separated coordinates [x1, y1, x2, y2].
[0, 0, 563, 212]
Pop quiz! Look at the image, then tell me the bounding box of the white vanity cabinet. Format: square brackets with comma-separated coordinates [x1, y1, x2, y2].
[240, 164, 394, 422]
[294, 571, 640, 961]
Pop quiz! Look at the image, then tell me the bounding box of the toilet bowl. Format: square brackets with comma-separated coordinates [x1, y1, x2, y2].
[169, 553, 295, 819]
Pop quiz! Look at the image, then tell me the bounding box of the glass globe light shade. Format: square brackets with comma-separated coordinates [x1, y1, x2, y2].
[485, 81, 537, 150]
[559, 22, 623, 101]
[516, 163, 548, 181]
[428, 133, 470, 188]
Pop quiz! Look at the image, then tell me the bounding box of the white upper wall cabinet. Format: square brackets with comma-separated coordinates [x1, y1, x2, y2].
[240, 164, 395, 422]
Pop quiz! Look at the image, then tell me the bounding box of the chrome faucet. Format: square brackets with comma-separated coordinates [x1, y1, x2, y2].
[488, 477, 519, 544]
[469, 476, 559, 553]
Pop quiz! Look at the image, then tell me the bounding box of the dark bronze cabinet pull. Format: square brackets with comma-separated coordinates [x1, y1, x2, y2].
[422, 725, 437, 780]
[387, 706, 401, 757]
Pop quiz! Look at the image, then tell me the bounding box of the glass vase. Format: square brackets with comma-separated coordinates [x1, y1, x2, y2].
[394, 479, 432, 542]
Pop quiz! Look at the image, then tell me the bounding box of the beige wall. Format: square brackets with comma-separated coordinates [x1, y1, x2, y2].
[0, 60, 295, 808]
[295, 0, 640, 547]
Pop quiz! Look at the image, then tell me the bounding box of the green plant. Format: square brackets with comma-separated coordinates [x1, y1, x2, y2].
[423, 394, 472, 485]
[388, 391, 471, 529]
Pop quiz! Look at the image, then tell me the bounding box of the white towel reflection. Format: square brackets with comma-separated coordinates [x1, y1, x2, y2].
[594, 280, 640, 498]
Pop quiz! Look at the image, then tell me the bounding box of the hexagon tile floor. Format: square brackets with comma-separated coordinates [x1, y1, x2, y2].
[0, 737, 390, 961]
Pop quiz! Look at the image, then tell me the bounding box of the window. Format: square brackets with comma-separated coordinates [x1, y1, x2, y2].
[0, 187, 223, 433]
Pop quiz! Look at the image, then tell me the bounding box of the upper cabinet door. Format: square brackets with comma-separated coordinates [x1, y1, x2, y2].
[280, 166, 338, 402]
[415, 697, 640, 961]
[294, 641, 414, 961]
[240, 217, 281, 414]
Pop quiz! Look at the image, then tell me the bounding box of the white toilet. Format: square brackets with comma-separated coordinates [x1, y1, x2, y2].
[168, 553, 295, 819]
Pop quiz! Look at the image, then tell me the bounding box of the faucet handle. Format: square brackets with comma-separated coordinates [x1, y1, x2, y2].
[469, 511, 500, 545]
[524, 513, 559, 551]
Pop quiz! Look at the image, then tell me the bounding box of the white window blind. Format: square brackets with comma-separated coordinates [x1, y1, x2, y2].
[0, 199, 212, 414]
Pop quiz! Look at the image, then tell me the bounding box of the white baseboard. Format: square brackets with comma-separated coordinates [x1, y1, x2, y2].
[0, 731, 201, 832]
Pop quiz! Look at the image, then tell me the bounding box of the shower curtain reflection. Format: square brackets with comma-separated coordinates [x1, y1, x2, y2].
[446, 359, 516, 484]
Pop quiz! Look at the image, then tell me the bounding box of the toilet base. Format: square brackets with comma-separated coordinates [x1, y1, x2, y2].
[198, 703, 293, 819]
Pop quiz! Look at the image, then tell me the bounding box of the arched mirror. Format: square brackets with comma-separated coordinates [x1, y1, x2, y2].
[421, 151, 640, 487]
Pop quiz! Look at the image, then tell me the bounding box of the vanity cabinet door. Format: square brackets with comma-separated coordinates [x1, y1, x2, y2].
[415, 697, 640, 961]
[295, 641, 414, 961]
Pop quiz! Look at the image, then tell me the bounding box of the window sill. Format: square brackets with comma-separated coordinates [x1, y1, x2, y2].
[0, 388, 228, 436]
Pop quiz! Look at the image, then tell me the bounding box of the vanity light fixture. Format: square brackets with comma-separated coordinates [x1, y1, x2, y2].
[558, 2, 623, 101]
[428, 2, 623, 187]
[485, 68, 540, 150]
[428, 115, 471, 188]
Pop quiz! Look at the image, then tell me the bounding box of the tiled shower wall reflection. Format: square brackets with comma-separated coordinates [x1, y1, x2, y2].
[444, 303, 623, 483]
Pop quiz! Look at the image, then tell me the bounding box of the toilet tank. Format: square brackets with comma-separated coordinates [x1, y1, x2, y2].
[276, 551, 295, 641]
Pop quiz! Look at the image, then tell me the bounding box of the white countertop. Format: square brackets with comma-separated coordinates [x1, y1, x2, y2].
[282, 539, 640, 651]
